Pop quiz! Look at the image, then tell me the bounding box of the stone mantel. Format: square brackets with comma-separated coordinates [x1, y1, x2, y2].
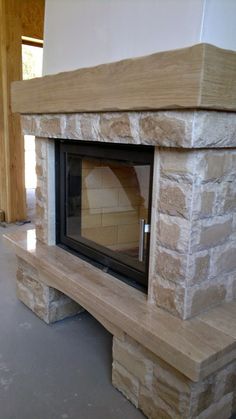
[11, 43, 236, 114]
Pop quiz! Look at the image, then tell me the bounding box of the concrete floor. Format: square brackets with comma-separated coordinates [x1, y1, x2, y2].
[0, 223, 144, 419]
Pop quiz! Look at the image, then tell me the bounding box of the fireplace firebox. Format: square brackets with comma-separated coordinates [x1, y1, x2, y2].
[56, 140, 154, 290]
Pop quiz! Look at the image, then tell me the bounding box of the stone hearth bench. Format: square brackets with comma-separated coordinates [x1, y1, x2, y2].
[4, 229, 236, 418]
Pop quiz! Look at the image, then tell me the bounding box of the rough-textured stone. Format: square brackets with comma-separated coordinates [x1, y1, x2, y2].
[187, 252, 210, 285]
[16, 257, 83, 324]
[48, 297, 82, 323]
[223, 184, 236, 213]
[159, 182, 191, 219]
[195, 381, 215, 416]
[198, 219, 232, 250]
[233, 278, 236, 299]
[80, 114, 99, 140]
[159, 149, 195, 181]
[64, 114, 81, 138]
[152, 278, 185, 318]
[139, 386, 173, 419]
[139, 113, 192, 147]
[224, 365, 236, 409]
[200, 191, 215, 217]
[197, 151, 232, 182]
[21, 115, 37, 134]
[112, 361, 139, 407]
[113, 337, 153, 388]
[35, 186, 43, 202]
[155, 247, 186, 284]
[157, 215, 180, 250]
[100, 114, 132, 141]
[39, 115, 64, 138]
[35, 136, 48, 160]
[22, 111, 236, 148]
[36, 204, 45, 219]
[197, 393, 233, 419]
[153, 360, 191, 417]
[213, 245, 236, 277]
[36, 163, 43, 178]
[112, 335, 235, 419]
[157, 214, 190, 253]
[22, 112, 236, 320]
[187, 282, 227, 318]
[192, 111, 236, 148]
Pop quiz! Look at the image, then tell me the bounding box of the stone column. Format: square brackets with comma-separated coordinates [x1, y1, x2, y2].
[16, 257, 83, 323]
[112, 335, 236, 419]
[149, 148, 236, 319]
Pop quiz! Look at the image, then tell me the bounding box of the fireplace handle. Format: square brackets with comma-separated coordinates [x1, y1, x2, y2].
[139, 219, 150, 262]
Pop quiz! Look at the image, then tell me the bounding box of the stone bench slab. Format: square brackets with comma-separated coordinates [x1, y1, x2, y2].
[4, 229, 236, 383]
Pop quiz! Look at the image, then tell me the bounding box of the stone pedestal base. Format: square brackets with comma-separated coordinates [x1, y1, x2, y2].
[112, 335, 236, 419]
[16, 257, 84, 323]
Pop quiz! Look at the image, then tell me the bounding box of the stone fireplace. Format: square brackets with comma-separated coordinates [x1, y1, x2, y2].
[6, 44, 236, 418]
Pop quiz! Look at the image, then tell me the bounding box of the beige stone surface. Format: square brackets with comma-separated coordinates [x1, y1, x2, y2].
[39, 115, 65, 138]
[212, 244, 236, 277]
[112, 335, 236, 419]
[198, 218, 232, 250]
[204, 153, 232, 181]
[100, 113, 132, 141]
[112, 361, 139, 407]
[192, 111, 236, 148]
[139, 112, 192, 147]
[223, 184, 236, 213]
[6, 229, 236, 383]
[155, 246, 186, 284]
[152, 277, 185, 318]
[187, 252, 210, 285]
[12, 44, 236, 114]
[113, 337, 153, 388]
[16, 257, 83, 324]
[22, 112, 236, 321]
[139, 386, 173, 419]
[21, 110, 236, 148]
[187, 281, 227, 318]
[198, 302, 236, 340]
[157, 214, 190, 253]
[159, 181, 191, 219]
[159, 149, 195, 180]
[200, 191, 216, 218]
[197, 393, 233, 419]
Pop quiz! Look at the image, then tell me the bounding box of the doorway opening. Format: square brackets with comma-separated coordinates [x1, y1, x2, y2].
[22, 41, 43, 221]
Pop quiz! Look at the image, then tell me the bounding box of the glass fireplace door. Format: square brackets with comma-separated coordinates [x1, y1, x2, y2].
[56, 141, 153, 290]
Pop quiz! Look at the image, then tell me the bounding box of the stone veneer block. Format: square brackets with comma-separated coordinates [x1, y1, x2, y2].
[112, 335, 236, 419]
[16, 257, 84, 323]
[21, 111, 236, 148]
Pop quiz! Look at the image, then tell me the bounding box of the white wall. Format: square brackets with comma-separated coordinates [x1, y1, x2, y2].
[43, 0, 205, 75]
[200, 0, 236, 51]
[43, 0, 236, 76]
